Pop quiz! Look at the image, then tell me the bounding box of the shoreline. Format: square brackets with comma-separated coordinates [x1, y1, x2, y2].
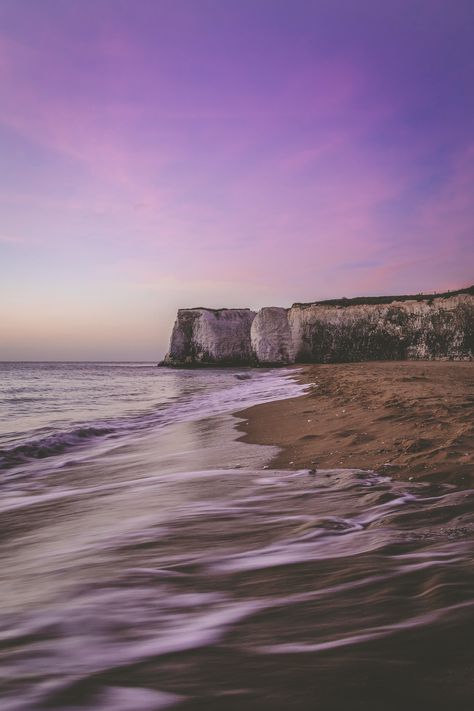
[236, 361, 474, 487]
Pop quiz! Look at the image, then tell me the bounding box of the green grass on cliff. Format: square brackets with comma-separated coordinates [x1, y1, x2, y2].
[293, 285, 474, 309]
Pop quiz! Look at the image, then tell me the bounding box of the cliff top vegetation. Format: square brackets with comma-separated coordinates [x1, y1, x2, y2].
[293, 285, 474, 309]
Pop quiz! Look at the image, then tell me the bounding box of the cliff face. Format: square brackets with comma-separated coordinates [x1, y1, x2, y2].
[250, 307, 294, 365]
[288, 294, 474, 362]
[160, 308, 256, 366]
[160, 288, 474, 366]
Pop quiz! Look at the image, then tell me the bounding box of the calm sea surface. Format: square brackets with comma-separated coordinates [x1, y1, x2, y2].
[0, 362, 473, 710]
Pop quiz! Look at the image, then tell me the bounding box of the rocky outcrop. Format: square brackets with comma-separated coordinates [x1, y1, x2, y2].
[288, 293, 474, 362]
[250, 307, 294, 365]
[160, 308, 256, 366]
[160, 287, 474, 366]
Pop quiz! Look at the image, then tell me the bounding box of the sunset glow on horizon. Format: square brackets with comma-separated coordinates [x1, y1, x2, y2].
[1, 0, 473, 360]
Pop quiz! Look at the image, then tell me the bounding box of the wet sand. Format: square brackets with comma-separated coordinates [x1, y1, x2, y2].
[237, 361, 474, 487]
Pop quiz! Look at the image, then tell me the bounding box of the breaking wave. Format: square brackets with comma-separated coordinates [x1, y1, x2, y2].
[0, 425, 116, 469]
[0, 367, 306, 475]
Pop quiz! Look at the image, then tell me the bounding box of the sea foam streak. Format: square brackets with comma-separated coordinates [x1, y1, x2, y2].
[0, 364, 306, 476]
[1, 466, 473, 710]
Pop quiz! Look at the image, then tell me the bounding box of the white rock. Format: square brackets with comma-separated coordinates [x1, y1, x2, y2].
[161, 308, 256, 366]
[160, 291, 474, 366]
[250, 307, 295, 365]
[288, 293, 474, 362]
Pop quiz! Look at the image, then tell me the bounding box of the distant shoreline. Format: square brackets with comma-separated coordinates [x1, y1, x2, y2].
[236, 361, 474, 488]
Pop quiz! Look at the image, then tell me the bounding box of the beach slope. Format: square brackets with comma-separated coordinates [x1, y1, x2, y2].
[237, 361, 473, 486]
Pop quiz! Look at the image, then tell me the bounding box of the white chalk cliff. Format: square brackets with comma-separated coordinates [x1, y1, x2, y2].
[160, 308, 256, 366]
[160, 287, 474, 366]
[250, 307, 294, 365]
[288, 293, 473, 362]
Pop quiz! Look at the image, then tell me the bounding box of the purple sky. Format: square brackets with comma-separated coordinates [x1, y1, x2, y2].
[1, 0, 473, 360]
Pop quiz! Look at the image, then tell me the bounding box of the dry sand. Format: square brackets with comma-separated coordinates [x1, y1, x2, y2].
[237, 361, 474, 486]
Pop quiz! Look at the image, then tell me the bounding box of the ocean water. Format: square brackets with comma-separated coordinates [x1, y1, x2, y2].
[0, 362, 473, 710]
[0, 362, 302, 472]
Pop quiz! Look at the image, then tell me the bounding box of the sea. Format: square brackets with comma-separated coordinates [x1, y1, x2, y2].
[0, 362, 473, 710]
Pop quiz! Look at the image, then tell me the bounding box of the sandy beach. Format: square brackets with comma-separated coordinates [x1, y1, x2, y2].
[237, 361, 474, 487]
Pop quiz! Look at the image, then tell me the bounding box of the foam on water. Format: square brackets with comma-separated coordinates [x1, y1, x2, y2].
[0, 364, 305, 476]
